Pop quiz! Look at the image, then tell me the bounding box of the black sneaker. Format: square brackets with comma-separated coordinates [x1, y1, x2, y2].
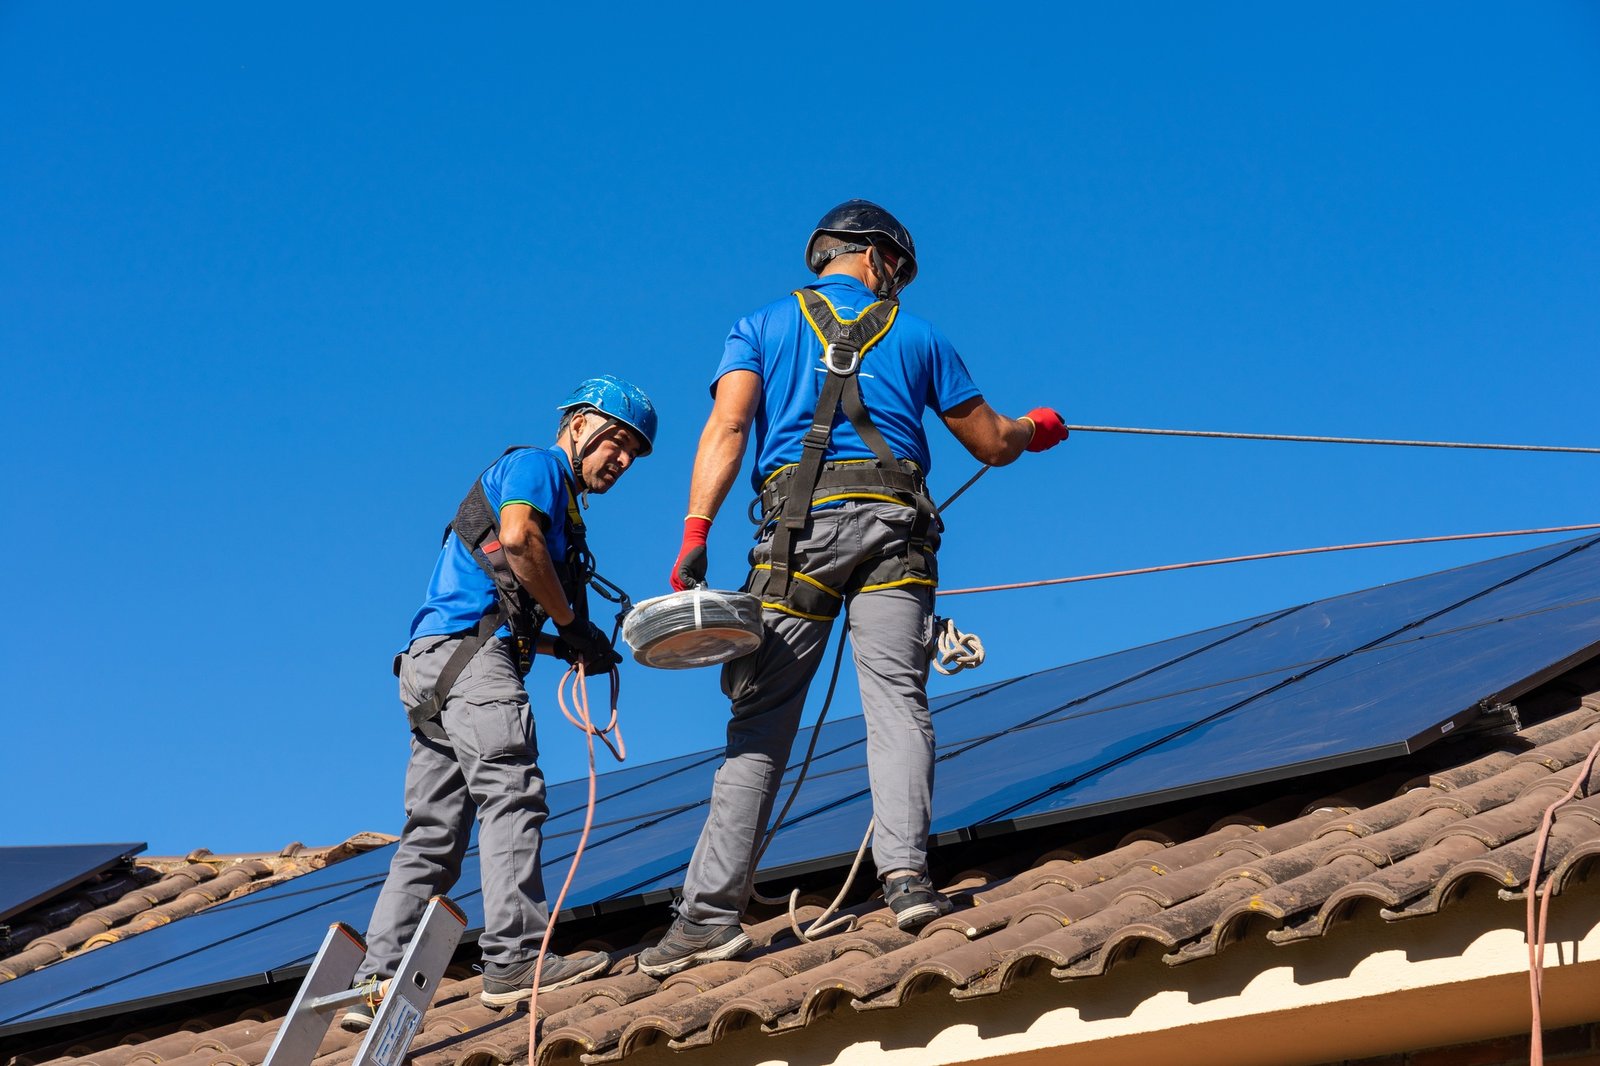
[637, 918, 752, 978]
[883, 873, 953, 931]
[338, 999, 374, 1033]
[479, 951, 611, 1007]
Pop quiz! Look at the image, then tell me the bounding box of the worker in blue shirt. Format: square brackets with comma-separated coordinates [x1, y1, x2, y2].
[639, 201, 1067, 976]
[342, 377, 656, 1031]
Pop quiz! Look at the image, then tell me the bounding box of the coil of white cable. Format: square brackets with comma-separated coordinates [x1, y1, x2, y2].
[622, 587, 764, 669]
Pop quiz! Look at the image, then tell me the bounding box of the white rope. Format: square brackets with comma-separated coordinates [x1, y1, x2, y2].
[932, 617, 986, 675]
[765, 820, 875, 944]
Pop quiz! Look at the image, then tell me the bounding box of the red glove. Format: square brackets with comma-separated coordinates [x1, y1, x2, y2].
[671, 516, 712, 592]
[1023, 408, 1068, 452]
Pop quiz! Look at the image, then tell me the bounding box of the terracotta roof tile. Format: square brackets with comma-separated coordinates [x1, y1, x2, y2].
[539, 969, 717, 1060]
[1093, 878, 1261, 971]
[945, 915, 1085, 1001]
[1325, 805, 1464, 864]
[1549, 834, 1600, 894]
[944, 880, 1069, 940]
[609, 962, 787, 1052]
[815, 926, 969, 1012]
[1221, 804, 1351, 856]
[1315, 786, 1444, 837]
[1226, 829, 1357, 888]
[1233, 853, 1379, 927]
[1329, 833, 1492, 912]
[1557, 796, 1600, 826]
[1418, 761, 1553, 816]
[1514, 723, 1600, 769]
[694, 924, 910, 1036]
[1119, 843, 1261, 907]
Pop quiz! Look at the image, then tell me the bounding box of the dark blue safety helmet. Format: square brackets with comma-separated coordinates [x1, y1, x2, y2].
[805, 199, 918, 297]
[558, 375, 658, 456]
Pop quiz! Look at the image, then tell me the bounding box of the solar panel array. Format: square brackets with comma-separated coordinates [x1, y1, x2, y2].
[5, 534, 1600, 1035]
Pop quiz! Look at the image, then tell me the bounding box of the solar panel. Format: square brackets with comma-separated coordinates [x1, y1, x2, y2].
[0, 845, 405, 1033]
[0, 843, 146, 925]
[5, 534, 1600, 1037]
[940, 533, 1600, 830]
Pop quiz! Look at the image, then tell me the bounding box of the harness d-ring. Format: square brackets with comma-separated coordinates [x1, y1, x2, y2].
[823, 342, 861, 376]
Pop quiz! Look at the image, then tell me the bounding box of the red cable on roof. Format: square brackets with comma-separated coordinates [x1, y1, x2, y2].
[1525, 735, 1600, 1066]
[528, 662, 625, 1060]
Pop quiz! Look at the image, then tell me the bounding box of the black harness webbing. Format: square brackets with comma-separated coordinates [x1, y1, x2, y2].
[402, 447, 590, 742]
[763, 289, 938, 606]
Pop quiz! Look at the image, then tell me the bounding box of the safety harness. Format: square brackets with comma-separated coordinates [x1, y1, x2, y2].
[402, 447, 592, 742]
[747, 289, 940, 622]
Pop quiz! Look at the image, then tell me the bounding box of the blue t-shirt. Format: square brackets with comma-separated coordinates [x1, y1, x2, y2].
[714, 275, 982, 492]
[409, 446, 575, 642]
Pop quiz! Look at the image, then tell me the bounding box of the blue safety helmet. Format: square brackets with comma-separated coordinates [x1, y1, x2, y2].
[557, 375, 658, 456]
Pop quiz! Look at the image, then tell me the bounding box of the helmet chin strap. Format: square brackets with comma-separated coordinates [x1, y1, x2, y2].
[568, 412, 618, 506]
[867, 245, 900, 299]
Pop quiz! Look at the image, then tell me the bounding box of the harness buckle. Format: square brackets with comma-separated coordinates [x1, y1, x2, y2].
[822, 342, 861, 376]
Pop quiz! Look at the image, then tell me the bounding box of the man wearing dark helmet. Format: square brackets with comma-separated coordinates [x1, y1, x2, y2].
[640, 200, 1067, 976]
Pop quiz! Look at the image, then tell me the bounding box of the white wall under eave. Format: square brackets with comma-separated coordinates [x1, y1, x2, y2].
[611, 876, 1600, 1066]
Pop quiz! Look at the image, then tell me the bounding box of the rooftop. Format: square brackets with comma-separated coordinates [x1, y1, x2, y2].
[6, 538, 1600, 1065]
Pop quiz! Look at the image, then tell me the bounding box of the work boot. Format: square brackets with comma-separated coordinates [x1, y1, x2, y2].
[882, 873, 953, 931]
[479, 951, 611, 1007]
[637, 918, 752, 978]
[338, 999, 374, 1033]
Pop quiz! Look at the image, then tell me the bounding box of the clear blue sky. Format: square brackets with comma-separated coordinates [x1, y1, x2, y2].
[4, 5, 1596, 856]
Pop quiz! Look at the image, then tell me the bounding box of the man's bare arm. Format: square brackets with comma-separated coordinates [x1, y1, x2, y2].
[940, 396, 1034, 467]
[498, 504, 575, 627]
[686, 369, 762, 520]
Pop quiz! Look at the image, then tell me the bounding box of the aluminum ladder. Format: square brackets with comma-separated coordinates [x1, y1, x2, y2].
[262, 895, 467, 1066]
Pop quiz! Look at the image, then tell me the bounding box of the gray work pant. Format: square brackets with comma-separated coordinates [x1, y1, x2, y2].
[355, 634, 549, 980]
[678, 501, 936, 926]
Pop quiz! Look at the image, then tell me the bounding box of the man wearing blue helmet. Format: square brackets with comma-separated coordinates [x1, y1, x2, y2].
[341, 376, 655, 1031]
[639, 201, 1066, 977]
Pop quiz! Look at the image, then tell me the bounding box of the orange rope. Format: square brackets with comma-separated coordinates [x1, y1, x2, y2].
[527, 661, 625, 1060]
[1524, 735, 1600, 1066]
[938, 524, 1600, 597]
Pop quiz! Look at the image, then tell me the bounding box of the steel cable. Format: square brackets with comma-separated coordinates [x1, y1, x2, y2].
[1065, 424, 1600, 454]
[938, 524, 1600, 598]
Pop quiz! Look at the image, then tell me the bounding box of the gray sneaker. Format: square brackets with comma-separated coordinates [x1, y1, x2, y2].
[338, 999, 374, 1033]
[479, 951, 610, 1006]
[882, 873, 953, 931]
[637, 918, 752, 978]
